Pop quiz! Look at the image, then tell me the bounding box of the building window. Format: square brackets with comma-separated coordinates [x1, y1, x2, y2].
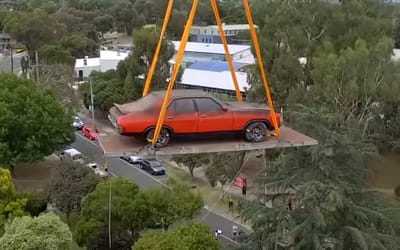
[204, 29, 207, 34]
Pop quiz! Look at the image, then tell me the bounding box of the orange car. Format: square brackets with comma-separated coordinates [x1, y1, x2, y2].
[108, 90, 281, 147]
[82, 126, 99, 141]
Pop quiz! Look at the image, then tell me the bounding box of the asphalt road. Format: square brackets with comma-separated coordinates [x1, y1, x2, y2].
[71, 132, 252, 246]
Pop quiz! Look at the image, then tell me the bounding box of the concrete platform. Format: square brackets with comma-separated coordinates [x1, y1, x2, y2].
[97, 126, 318, 157]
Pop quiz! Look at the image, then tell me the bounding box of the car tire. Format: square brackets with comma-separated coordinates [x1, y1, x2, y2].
[244, 122, 268, 142]
[145, 128, 171, 147]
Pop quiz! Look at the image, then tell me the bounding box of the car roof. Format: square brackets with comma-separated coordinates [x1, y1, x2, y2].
[64, 148, 82, 156]
[150, 89, 210, 99]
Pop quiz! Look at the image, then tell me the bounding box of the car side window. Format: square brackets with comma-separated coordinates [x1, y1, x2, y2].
[173, 98, 196, 114]
[195, 98, 222, 112]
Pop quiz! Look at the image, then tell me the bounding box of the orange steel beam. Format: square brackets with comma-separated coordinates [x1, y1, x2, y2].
[210, 0, 242, 102]
[142, 0, 174, 97]
[151, 0, 199, 145]
[242, 0, 280, 136]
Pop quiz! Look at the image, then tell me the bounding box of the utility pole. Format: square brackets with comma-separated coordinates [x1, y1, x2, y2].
[10, 41, 13, 73]
[108, 174, 112, 249]
[89, 77, 95, 128]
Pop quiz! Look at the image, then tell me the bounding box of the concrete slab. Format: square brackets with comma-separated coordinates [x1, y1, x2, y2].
[97, 126, 318, 157]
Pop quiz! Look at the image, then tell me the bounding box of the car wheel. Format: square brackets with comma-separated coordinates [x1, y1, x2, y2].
[244, 122, 268, 142]
[145, 128, 171, 147]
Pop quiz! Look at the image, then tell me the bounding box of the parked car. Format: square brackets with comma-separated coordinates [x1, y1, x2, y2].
[108, 89, 281, 147]
[138, 159, 166, 175]
[72, 116, 84, 130]
[82, 126, 99, 140]
[86, 162, 108, 178]
[59, 148, 85, 164]
[120, 155, 142, 164]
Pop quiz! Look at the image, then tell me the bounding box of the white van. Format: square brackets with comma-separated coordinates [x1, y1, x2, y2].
[60, 148, 85, 164]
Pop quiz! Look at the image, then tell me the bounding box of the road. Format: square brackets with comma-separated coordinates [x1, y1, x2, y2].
[71, 132, 252, 246]
[0, 52, 25, 73]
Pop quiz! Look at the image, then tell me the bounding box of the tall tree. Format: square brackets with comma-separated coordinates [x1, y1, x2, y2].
[47, 161, 100, 222]
[0, 213, 72, 250]
[133, 222, 220, 250]
[0, 74, 74, 168]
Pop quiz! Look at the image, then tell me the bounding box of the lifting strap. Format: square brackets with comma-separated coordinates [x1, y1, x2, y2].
[210, 0, 242, 102]
[151, 0, 199, 144]
[142, 0, 174, 97]
[242, 0, 280, 136]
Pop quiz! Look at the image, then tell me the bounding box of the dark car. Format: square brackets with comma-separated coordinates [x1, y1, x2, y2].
[138, 159, 166, 175]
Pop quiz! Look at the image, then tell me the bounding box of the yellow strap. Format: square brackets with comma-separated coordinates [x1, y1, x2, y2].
[210, 0, 242, 102]
[152, 0, 199, 144]
[242, 0, 280, 136]
[142, 0, 174, 97]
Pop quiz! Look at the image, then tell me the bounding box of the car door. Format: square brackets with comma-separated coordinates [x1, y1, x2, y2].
[195, 97, 234, 133]
[164, 98, 199, 134]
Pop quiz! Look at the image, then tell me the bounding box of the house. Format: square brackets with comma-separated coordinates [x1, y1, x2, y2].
[189, 24, 258, 44]
[0, 33, 11, 52]
[74, 50, 129, 80]
[171, 41, 255, 65]
[178, 61, 250, 96]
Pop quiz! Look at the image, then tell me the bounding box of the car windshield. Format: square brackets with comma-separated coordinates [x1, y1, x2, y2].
[149, 161, 161, 167]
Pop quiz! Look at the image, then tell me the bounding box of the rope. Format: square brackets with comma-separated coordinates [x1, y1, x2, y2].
[152, 0, 199, 144]
[242, 0, 280, 136]
[142, 0, 174, 97]
[210, 0, 242, 102]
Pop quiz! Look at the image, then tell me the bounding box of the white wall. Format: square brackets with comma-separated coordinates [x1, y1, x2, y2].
[74, 65, 101, 79]
[100, 59, 122, 72]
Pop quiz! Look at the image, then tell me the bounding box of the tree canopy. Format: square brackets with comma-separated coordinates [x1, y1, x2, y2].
[47, 161, 100, 220]
[0, 74, 74, 167]
[74, 177, 203, 249]
[0, 213, 72, 250]
[133, 222, 220, 250]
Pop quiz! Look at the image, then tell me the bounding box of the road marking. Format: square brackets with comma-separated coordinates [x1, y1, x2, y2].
[219, 234, 239, 245]
[75, 133, 99, 147]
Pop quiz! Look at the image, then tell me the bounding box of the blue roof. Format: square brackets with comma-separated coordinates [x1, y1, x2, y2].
[188, 61, 246, 72]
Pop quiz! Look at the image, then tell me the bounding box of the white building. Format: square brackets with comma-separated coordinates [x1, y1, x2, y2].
[178, 61, 249, 96]
[74, 50, 129, 80]
[189, 24, 258, 44]
[171, 41, 255, 65]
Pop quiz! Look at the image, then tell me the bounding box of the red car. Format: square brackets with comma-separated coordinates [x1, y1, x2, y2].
[82, 126, 99, 140]
[108, 90, 281, 147]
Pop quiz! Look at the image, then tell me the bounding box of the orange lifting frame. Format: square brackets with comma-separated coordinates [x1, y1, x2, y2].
[145, 0, 281, 145]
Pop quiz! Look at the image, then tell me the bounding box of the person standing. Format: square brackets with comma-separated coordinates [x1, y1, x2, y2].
[228, 195, 234, 213]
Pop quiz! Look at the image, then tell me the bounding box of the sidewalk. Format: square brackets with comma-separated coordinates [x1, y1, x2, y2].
[78, 110, 115, 133]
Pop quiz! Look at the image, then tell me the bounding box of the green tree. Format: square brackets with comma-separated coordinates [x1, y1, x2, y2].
[0, 213, 72, 250]
[172, 153, 211, 177]
[47, 161, 100, 222]
[0, 74, 74, 168]
[3, 9, 65, 63]
[133, 222, 220, 250]
[0, 168, 27, 233]
[111, 0, 145, 35]
[38, 43, 75, 66]
[74, 178, 141, 249]
[137, 178, 203, 230]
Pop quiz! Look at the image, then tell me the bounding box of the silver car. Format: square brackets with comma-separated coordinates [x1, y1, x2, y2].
[72, 116, 84, 130]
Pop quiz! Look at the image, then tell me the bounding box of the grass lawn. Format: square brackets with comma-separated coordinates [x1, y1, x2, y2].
[13, 154, 59, 192]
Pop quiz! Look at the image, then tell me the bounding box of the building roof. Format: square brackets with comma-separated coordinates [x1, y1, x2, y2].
[181, 68, 249, 92]
[172, 41, 250, 55]
[75, 57, 100, 68]
[188, 61, 247, 72]
[191, 24, 258, 31]
[207, 24, 258, 31]
[100, 50, 129, 60]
